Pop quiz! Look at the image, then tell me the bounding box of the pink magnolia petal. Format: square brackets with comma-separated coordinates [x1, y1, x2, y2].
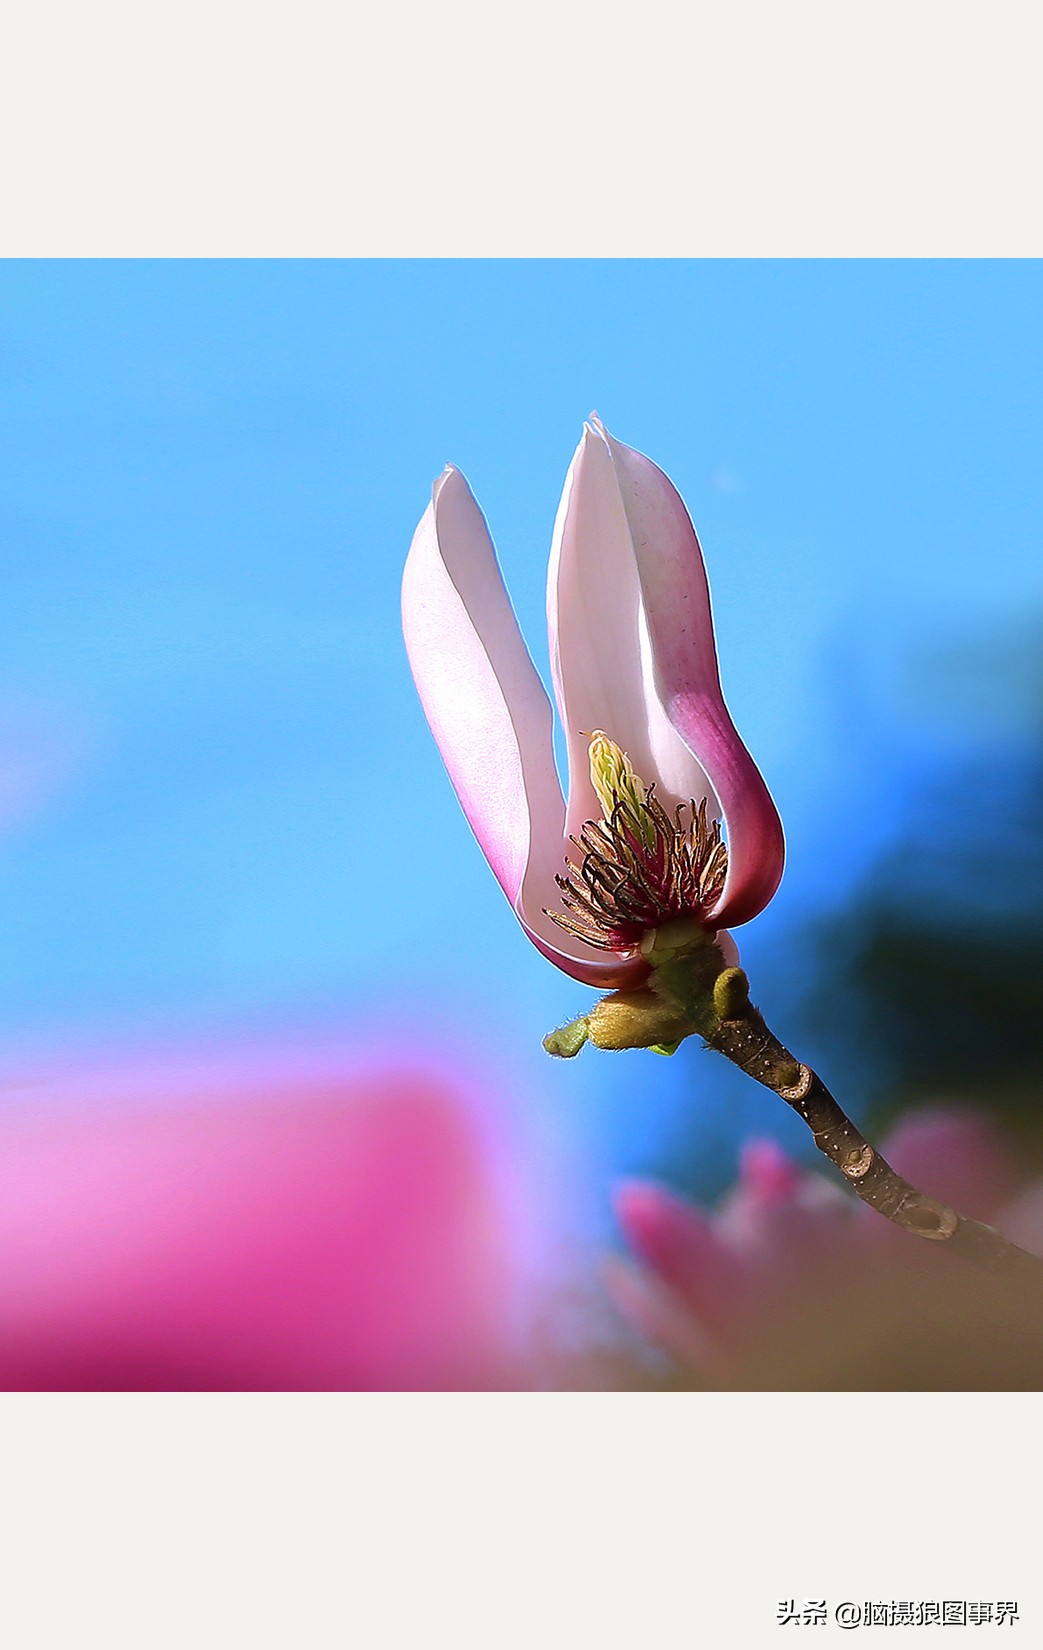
[520, 917, 645, 989]
[613, 1178, 747, 1341]
[601, 1254, 728, 1378]
[548, 423, 719, 847]
[403, 466, 643, 990]
[598, 421, 785, 928]
[716, 928, 741, 968]
[403, 467, 562, 902]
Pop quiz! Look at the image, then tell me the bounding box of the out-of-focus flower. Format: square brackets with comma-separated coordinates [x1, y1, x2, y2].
[402, 417, 783, 990]
[0, 1048, 533, 1390]
[608, 1107, 1043, 1389]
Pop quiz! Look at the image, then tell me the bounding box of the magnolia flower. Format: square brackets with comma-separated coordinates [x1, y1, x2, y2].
[402, 418, 784, 990]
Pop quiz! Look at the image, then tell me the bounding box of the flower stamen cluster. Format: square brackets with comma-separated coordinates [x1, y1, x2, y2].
[545, 732, 728, 951]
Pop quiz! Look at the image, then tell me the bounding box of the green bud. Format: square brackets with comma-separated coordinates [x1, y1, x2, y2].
[587, 988, 692, 1052]
[712, 966, 750, 1020]
[543, 1016, 591, 1059]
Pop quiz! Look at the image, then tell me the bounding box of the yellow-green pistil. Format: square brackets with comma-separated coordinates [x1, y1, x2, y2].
[544, 732, 728, 953]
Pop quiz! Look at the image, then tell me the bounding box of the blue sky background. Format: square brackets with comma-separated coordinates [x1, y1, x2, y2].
[1, 260, 1041, 1230]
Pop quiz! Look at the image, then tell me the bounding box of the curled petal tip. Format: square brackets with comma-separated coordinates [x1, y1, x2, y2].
[431, 461, 465, 501]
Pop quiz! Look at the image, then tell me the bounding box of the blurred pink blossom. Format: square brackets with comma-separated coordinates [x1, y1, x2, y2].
[608, 1107, 1043, 1388]
[0, 1047, 535, 1390]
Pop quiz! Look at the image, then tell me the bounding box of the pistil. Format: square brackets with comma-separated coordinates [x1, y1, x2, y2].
[545, 732, 727, 952]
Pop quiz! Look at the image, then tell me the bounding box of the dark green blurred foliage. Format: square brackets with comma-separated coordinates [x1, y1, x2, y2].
[802, 621, 1043, 1156]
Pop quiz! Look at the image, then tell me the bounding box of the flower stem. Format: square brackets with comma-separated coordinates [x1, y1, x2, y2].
[707, 986, 1042, 1281]
[547, 936, 1042, 1281]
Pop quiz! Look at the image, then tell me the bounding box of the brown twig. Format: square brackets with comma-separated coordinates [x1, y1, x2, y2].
[707, 990, 1042, 1282]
